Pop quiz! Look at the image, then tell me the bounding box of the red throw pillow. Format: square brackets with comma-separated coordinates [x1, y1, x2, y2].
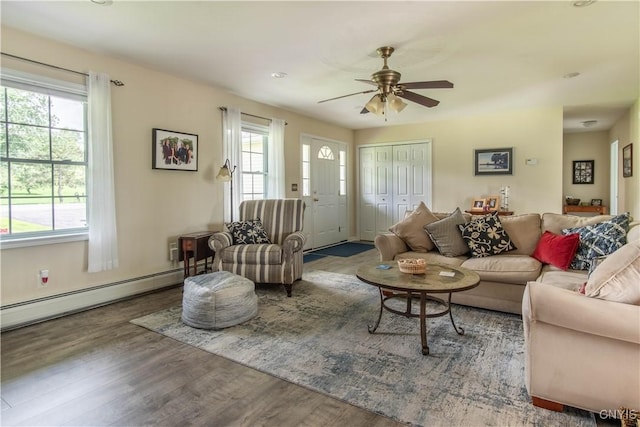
[532, 231, 580, 270]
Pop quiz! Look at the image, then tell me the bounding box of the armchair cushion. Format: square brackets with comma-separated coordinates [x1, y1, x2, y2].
[220, 243, 282, 265]
[226, 219, 272, 245]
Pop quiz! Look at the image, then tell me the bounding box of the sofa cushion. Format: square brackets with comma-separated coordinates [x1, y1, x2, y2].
[541, 212, 612, 235]
[535, 264, 588, 292]
[458, 212, 516, 257]
[388, 201, 439, 252]
[532, 231, 580, 270]
[585, 239, 640, 305]
[562, 213, 630, 270]
[226, 219, 272, 245]
[461, 254, 541, 284]
[424, 207, 469, 257]
[499, 213, 542, 255]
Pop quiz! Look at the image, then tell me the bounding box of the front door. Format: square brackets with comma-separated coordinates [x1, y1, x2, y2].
[311, 139, 342, 248]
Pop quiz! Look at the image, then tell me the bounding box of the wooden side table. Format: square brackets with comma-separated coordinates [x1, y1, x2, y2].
[563, 205, 608, 215]
[178, 231, 215, 278]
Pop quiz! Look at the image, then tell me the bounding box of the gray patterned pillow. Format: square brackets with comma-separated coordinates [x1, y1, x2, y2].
[458, 212, 516, 258]
[562, 213, 630, 270]
[226, 219, 271, 245]
[424, 207, 469, 257]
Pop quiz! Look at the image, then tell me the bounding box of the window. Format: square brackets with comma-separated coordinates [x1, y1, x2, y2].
[1, 70, 88, 242]
[302, 143, 310, 197]
[241, 124, 268, 200]
[339, 149, 346, 196]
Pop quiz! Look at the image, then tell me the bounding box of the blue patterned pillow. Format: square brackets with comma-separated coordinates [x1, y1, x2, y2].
[562, 213, 630, 270]
[458, 212, 516, 258]
[226, 219, 271, 245]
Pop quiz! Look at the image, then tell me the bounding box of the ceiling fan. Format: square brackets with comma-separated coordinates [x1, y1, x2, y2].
[318, 46, 453, 116]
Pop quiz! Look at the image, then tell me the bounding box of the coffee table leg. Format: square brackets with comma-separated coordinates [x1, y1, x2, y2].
[368, 287, 384, 334]
[448, 293, 465, 335]
[420, 292, 429, 355]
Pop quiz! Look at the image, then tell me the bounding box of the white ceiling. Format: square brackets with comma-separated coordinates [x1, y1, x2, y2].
[1, 1, 638, 132]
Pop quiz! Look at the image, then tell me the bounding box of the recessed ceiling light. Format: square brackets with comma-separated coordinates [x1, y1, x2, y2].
[572, 0, 596, 7]
[582, 120, 598, 127]
[90, 0, 113, 5]
[563, 72, 580, 79]
[271, 72, 287, 79]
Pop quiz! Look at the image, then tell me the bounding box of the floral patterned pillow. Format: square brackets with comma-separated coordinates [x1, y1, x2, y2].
[226, 219, 271, 245]
[457, 212, 516, 258]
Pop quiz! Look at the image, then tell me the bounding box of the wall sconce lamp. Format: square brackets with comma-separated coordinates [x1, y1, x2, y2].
[216, 159, 236, 221]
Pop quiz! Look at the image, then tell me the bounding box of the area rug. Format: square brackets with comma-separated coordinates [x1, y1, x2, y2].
[309, 241, 375, 257]
[131, 270, 595, 427]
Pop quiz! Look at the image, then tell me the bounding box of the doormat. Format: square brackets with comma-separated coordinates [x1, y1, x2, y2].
[309, 242, 374, 258]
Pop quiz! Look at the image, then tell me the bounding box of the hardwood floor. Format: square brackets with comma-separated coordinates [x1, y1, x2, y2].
[2, 244, 610, 426]
[1, 245, 404, 427]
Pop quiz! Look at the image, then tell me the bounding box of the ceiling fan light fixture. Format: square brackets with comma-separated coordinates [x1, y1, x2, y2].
[387, 94, 407, 113]
[365, 95, 385, 116]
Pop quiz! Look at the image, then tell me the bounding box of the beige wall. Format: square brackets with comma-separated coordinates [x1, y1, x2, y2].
[609, 98, 640, 219]
[354, 107, 564, 216]
[0, 27, 353, 305]
[563, 131, 610, 207]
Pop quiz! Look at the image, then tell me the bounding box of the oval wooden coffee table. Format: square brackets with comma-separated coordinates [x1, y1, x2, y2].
[356, 260, 480, 355]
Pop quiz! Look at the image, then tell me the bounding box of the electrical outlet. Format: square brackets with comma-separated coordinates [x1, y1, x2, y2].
[38, 269, 49, 288]
[169, 242, 178, 261]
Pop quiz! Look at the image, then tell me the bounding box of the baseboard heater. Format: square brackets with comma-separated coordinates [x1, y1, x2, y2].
[1, 269, 184, 331]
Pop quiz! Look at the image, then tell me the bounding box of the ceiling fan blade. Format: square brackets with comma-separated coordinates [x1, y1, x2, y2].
[318, 89, 377, 104]
[360, 107, 370, 114]
[398, 90, 440, 108]
[400, 80, 454, 90]
[355, 79, 377, 87]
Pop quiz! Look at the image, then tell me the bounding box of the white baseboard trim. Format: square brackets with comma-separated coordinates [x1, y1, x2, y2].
[1, 269, 184, 331]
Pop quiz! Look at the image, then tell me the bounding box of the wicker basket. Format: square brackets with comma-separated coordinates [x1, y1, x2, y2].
[566, 197, 581, 206]
[397, 258, 427, 274]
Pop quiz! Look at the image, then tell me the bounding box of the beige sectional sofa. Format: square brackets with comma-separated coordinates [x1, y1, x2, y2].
[375, 206, 640, 414]
[375, 210, 638, 314]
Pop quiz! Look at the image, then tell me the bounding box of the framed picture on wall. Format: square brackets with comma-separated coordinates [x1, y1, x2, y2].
[152, 128, 198, 171]
[572, 160, 594, 184]
[623, 143, 633, 178]
[474, 148, 513, 175]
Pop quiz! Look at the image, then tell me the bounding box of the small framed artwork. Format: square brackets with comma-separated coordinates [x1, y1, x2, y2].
[152, 128, 198, 171]
[623, 143, 632, 178]
[591, 199, 602, 206]
[471, 198, 487, 211]
[474, 148, 513, 175]
[572, 160, 594, 184]
[486, 195, 501, 211]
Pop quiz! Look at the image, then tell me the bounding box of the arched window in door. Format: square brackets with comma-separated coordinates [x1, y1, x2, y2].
[318, 145, 334, 160]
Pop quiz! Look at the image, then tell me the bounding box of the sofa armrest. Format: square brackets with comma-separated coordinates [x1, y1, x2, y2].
[527, 281, 640, 344]
[374, 233, 408, 261]
[209, 231, 233, 252]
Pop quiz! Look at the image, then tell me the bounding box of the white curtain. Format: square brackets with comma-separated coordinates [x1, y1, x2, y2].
[222, 107, 242, 222]
[87, 72, 119, 272]
[268, 118, 286, 199]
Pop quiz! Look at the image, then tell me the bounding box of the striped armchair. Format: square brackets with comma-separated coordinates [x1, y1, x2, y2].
[209, 199, 306, 297]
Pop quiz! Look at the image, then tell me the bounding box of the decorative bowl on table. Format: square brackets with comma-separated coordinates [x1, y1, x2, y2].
[565, 197, 580, 206]
[398, 258, 427, 274]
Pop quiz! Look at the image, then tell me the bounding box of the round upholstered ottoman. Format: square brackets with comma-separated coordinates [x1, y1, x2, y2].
[181, 271, 257, 329]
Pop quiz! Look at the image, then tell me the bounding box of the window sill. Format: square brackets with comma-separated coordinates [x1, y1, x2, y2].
[0, 232, 89, 250]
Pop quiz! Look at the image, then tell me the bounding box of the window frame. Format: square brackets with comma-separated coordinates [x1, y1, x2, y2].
[0, 69, 89, 249]
[240, 122, 269, 201]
